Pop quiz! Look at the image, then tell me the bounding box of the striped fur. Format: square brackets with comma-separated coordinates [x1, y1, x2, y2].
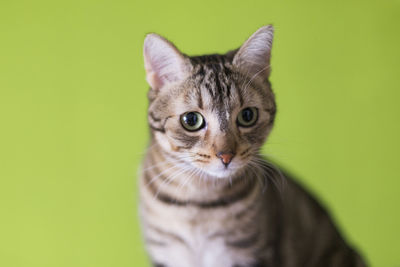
[139, 26, 366, 267]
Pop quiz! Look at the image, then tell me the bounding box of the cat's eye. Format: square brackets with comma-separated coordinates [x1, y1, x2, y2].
[180, 112, 205, 131]
[237, 107, 258, 127]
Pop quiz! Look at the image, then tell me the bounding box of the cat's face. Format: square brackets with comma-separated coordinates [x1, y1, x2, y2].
[144, 26, 275, 179]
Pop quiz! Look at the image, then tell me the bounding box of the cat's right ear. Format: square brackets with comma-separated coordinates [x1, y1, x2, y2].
[143, 34, 190, 90]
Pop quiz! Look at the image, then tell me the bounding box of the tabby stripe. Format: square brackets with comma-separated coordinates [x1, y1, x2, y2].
[149, 124, 165, 133]
[148, 115, 172, 134]
[233, 261, 268, 267]
[145, 172, 256, 208]
[149, 112, 162, 122]
[214, 71, 223, 96]
[197, 86, 203, 109]
[145, 238, 167, 246]
[226, 82, 231, 98]
[146, 223, 187, 245]
[244, 121, 270, 143]
[237, 87, 244, 107]
[240, 148, 251, 156]
[204, 81, 215, 99]
[235, 200, 258, 220]
[263, 107, 276, 116]
[172, 132, 200, 147]
[226, 231, 260, 249]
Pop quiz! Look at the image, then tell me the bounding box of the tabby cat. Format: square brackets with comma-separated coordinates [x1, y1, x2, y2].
[139, 25, 366, 267]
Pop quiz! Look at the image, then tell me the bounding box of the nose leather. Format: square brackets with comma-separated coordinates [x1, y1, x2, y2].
[216, 152, 235, 166]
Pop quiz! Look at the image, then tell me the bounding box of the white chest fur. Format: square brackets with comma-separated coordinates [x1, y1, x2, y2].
[139, 168, 261, 267]
[141, 200, 257, 267]
[143, 211, 247, 267]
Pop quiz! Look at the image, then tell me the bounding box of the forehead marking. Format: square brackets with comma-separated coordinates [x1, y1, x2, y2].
[196, 86, 203, 109]
[217, 107, 229, 132]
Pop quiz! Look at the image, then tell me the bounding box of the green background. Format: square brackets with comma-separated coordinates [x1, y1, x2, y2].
[1, 0, 399, 266]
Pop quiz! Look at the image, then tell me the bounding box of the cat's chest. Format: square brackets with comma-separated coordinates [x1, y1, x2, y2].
[143, 207, 252, 267]
[158, 221, 245, 267]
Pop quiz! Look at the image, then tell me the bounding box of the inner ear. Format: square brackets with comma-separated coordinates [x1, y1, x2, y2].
[232, 25, 274, 81]
[143, 33, 191, 90]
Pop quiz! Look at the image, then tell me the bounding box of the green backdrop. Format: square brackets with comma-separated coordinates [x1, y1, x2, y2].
[1, 0, 399, 266]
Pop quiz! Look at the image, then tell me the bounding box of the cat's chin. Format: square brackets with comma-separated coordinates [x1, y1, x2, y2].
[186, 159, 248, 179]
[199, 165, 244, 179]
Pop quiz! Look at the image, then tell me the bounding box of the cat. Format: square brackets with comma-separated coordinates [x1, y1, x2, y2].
[139, 25, 367, 267]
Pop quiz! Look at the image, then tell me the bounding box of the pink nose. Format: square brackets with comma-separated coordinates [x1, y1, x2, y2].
[216, 152, 235, 167]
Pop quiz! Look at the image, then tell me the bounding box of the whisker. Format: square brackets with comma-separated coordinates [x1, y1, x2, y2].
[145, 163, 182, 187]
[154, 166, 191, 200]
[243, 65, 270, 92]
[249, 156, 287, 196]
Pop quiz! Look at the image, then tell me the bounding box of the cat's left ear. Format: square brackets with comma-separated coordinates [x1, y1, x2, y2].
[143, 33, 191, 90]
[233, 25, 274, 80]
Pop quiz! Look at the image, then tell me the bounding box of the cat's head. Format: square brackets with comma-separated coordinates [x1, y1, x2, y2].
[143, 25, 276, 179]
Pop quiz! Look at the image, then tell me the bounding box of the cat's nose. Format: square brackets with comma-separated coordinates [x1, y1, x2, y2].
[216, 152, 235, 167]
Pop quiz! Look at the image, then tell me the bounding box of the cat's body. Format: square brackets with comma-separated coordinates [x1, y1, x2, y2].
[139, 26, 366, 267]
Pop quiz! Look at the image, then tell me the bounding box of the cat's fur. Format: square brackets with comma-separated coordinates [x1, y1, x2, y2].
[139, 25, 366, 267]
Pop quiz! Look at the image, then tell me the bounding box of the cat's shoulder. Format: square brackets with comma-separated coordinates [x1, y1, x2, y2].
[263, 161, 336, 223]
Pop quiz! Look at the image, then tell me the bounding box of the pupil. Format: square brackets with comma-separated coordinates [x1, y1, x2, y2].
[185, 112, 197, 126]
[242, 109, 253, 122]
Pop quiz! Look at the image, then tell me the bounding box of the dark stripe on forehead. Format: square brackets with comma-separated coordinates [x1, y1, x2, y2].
[190, 54, 235, 105]
[223, 66, 233, 98]
[190, 54, 229, 65]
[196, 64, 206, 76]
[237, 85, 244, 106]
[192, 64, 206, 87]
[197, 86, 203, 109]
[203, 69, 232, 110]
[214, 72, 223, 97]
[204, 80, 216, 99]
